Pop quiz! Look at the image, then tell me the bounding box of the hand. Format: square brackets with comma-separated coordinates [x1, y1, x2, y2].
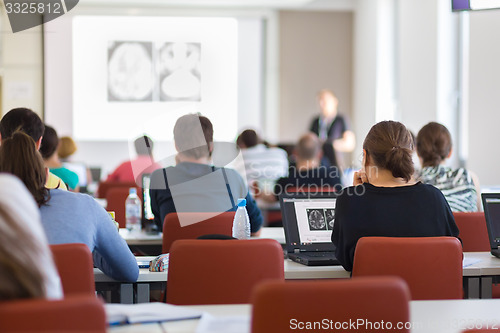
[353, 170, 368, 186]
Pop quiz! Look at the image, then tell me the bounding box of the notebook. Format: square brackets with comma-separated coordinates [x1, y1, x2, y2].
[481, 193, 500, 258]
[279, 191, 340, 266]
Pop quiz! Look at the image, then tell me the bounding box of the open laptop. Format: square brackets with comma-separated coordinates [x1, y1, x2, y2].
[279, 191, 340, 266]
[482, 193, 500, 258]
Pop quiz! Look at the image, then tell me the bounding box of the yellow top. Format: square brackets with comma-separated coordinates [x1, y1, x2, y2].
[46, 172, 68, 190]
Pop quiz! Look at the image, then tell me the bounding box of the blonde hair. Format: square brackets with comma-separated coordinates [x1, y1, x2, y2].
[0, 203, 46, 300]
[58, 136, 77, 159]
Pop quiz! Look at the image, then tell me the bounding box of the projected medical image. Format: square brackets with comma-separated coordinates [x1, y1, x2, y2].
[307, 209, 327, 231]
[159, 42, 201, 101]
[325, 208, 335, 230]
[108, 41, 154, 101]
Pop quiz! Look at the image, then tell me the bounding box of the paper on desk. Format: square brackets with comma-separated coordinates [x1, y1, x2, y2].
[106, 302, 203, 325]
[195, 313, 250, 333]
[463, 257, 482, 267]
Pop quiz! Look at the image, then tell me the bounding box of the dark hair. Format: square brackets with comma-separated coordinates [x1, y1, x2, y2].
[0, 108, 45, 143]
[39, 125, 59, 160]
[363, 121, 414, 182]
[0, 132, 49, 207]
[135, 135, 154, 156]
[296, 133, 321, 160]
[416, 122, 452, 167]
[174, 114, 213, 159]
[236, 129, 259, 148]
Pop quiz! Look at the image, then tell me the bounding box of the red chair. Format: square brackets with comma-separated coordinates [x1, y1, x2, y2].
[453, 212, 489, 252]
[96, 180, 138, 199]
[162, 212, 234, 253]
[352, 236, 463, 300]
[106, 186, 142, 228]
[0, 295, 106, 332]
[167, 239, 284, 305]
[252, 276, 411, 333]
[50, 243, 95, 296]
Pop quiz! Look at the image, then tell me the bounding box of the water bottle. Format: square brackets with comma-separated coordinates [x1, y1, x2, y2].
[125, 188, 142, 234]
[232, 198, 251, 239]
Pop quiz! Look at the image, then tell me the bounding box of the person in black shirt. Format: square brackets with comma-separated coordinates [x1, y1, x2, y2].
[331, 120, 459, 271]
[309, 89, 355, 168]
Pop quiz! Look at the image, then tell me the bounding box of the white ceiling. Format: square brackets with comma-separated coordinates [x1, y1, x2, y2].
[80, 0, 355, 11]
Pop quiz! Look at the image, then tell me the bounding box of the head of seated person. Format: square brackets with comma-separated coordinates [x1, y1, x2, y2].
[360, 121, 414, 186]
[0, 107, 44, 148]
[416, 122, 452, 168]
[135, 135, 154, 157]
[236, 129, 259, 149]
[293, 132, 322, 171]
[58, 136, 77, 161]
[174, 114, 213, 164]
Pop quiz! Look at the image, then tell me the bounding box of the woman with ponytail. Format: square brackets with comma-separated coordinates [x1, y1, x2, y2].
[332, 121, 459, 271]
[0, 131, 139, 283]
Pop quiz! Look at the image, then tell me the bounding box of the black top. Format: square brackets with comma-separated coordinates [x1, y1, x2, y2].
[274, 166, 341, 196]
[331, 182, 459, 271]
[149, 162, 263, 233]
[310, 115, 349, 167]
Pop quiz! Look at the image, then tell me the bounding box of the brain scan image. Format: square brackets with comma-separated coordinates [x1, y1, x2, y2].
[325, 209, 335, 230]
[108, 41, 153, 101]
[307, 209, 327, 231]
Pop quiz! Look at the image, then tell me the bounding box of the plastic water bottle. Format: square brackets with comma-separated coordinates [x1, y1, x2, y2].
[232, 198, 251, 239]
[125, 188, 142, 234]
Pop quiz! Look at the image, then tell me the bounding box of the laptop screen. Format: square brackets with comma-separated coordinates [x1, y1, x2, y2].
[482, 193, 500, 249]
[279, 192, 337, 253]
[142, 173, 155, 223]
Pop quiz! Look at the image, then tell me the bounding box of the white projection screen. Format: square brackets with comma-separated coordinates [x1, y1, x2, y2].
[44, 14, 247, 142]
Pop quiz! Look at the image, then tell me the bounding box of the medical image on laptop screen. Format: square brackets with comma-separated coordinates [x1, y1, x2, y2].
[486, 198, 500, 244]
[294, 199, 336, 244]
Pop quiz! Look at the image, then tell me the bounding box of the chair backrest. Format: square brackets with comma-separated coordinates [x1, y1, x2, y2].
[453, 212, 489, 252]
[167, 239, 284, 305]
[352, 236, 463, 300]
[50, 243, 95, 296]
[252, 276, 411, 333]
[0, 295, 106, 332]
[162, 212, 234, 253]
[96, 181, 138, 199]
[105, 186, 142, 228]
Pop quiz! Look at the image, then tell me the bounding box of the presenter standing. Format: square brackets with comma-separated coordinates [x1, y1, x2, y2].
[309, 89, 355, 169]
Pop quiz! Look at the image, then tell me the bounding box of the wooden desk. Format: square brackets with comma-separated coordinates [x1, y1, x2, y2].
[108, 299, 500, 333]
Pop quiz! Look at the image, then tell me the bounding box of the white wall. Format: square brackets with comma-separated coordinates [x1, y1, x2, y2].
[467, 9, 500, 186]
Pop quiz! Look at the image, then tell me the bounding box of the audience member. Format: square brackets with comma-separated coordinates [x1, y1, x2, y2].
[309, 89, 355, 169]
[40, 125, 79, 191]
[58, 136, 93, 192]
[258, 132, 341, 202]
[0, 174, 63, 300]
[107, 135, 161, 183]
[416, 122, 481, 212]
[150, 114, 263, 235]
[0, 131, 139, 282]
[332, 120, 459, 271]
[0, 107, 67, 190]
[234, 129, 288, 187]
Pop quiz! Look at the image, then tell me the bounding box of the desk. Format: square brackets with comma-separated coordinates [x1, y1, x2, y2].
[119, 229, 163, 256]
[108, 299, 500, 333]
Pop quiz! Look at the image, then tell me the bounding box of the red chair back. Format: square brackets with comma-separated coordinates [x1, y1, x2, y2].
[352, 236, 463, 300]
[252, 276, 411, 333]
[106, 187, 142, 228]
[167, 239, 284, 305]
[50, 243, 95, 296]
[96, 181, 138, 199]
[453, 212, 489, 252]
[0, 295, 106, 332]
[162, 212, 234, 253]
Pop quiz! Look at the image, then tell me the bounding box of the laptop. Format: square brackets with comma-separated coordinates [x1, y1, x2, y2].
[279, 191, 340, 266]
[482, 193, 500, 258]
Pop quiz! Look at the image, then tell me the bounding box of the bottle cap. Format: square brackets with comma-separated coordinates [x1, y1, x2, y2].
[237, 198, 246, 207]
[129, 188, 137, 195]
